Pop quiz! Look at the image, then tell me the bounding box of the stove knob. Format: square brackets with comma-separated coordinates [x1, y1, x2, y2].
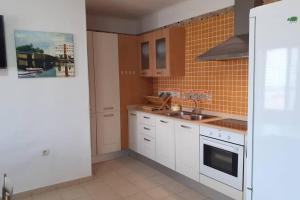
[209, 131, 213, 136]
[218, 133, 222, 138]
[227, 136, 231, 140]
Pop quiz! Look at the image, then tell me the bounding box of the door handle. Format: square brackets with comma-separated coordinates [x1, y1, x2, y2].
[160, 120, 168, 124]
[144, 127, 151, 131]
[143, 116, 150, 119]
[104, 114, 114, 117]
[130, 113, 137, 116]
[180, 125, 191, 129]
[104, 107, 114, 110]
[144, 138, 151, 142]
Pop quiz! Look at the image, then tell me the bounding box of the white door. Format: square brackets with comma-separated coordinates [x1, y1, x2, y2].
[128, 111, 138, 152]
[175, 121, 199, 182]
[93, 32, 120, 113]
[97, 112, 121, 154]
[155, 117, 175, 170]
[248, 1, 300, 199]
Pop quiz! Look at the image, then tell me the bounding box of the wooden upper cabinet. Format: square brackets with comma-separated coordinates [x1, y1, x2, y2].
[139, 33, 154, 77]
[138, 26, 185, 77]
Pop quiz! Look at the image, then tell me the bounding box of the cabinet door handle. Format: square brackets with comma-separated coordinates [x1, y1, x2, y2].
[104, 114, 114, 118]
[130, 113, 137, 116]
[144, 127, 151, 131]
[156, 71, 163, 75]
[143, 116, 150, 119]
[144, 138, 151, 142]
[104, 107, 114, 110]
[180, 125, 191, 129]
[160, 120, 168, 124]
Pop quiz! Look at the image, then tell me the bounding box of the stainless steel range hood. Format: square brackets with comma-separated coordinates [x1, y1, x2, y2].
[197, 0, 263, 61]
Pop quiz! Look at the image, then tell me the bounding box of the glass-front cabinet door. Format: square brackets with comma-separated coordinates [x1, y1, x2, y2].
[154, 29, 169, 77]
[141, 42, 149, 70]
[139, 34, 153, 77]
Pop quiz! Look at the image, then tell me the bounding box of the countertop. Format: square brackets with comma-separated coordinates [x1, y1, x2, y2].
[128, 105, 248, 135]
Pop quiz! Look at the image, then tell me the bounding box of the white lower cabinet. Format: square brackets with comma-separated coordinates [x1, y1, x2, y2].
[128, 111, 138, 152]
[97, 112, 121, 154]
[175, 121, 200, 182]
[140, 134, 156, 160]
[138, 112, 156, 160]
[155, 117, 175, 170]
[130, 111, 200, 182]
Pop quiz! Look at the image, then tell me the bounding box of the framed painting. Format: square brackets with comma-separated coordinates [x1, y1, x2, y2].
[15, 30, 75, 78]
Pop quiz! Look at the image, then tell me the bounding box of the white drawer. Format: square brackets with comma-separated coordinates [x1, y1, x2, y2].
[139, 112, 156, 126]
[139, 124, 155, 138]
[141, 134, 155, 160]
[200, 125, 244, 145]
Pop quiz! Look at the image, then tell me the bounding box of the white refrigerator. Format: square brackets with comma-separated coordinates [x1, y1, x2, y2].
[247, 0, 300, 199]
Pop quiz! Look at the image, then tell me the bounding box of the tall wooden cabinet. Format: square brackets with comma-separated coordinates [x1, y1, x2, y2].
[87, 31, 121, 161]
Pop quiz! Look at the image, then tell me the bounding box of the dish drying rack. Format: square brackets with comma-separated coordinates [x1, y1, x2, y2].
[142, 94, 172, 111]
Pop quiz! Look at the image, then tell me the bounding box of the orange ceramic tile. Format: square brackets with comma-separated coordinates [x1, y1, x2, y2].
[153, 10, 248, 116]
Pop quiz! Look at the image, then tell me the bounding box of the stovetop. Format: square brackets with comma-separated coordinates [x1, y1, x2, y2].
[205, 119, 247, 131]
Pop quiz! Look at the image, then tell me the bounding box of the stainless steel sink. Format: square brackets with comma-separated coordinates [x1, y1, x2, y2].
[165, 111, 216, 121]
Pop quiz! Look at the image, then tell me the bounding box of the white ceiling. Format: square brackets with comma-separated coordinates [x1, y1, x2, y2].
[86, 0, 188, 19]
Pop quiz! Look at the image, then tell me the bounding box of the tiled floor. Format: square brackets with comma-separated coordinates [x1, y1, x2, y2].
[16, 156, 211, 200]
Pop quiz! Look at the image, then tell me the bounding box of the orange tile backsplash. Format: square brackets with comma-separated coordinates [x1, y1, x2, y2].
[153, 10, 248, 116]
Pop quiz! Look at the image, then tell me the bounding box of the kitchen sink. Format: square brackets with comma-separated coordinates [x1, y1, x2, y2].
[164, 111, 216, 121]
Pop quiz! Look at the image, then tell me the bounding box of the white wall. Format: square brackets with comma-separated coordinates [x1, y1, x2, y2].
[87, 15, 140, 35]
[0, 0, 91, 194]
[140, 0, 234, 33]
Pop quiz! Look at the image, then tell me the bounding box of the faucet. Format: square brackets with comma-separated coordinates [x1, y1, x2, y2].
[192, 99, 202, 114]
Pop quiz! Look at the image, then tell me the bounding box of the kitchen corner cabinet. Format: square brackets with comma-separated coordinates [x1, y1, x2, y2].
[175, 121, 200, 182]
[138, 27, 185, 77]
[155, 116, 175, 170]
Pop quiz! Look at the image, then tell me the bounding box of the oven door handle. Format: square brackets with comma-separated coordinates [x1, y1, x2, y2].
[202, 137, 242, 153]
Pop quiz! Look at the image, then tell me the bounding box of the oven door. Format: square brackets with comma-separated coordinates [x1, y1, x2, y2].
[200, 136, 244, 190]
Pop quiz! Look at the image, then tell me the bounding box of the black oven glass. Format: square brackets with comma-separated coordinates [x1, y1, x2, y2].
[204, 144, 238, 177]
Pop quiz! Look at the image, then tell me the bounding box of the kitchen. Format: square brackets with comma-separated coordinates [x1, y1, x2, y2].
[0, 0, 299, 199]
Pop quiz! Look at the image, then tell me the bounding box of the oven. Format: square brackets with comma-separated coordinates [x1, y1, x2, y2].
[200, 135, 244, 190]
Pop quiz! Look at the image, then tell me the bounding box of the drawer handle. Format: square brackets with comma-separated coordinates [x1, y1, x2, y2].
[181, 125, 191, 129]
[160, 120, 168, 124]
[104, 114, 114, 117]
[157, 72, 163, 75]
[130, 113, 137, 116]
[104, 107, 114, 110]
[144, 138, 151, 142]
[143, 116, 150, 119]
[144, 127, 151, 131]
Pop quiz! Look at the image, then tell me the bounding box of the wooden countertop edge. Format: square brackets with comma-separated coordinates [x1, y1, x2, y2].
[127, 106, 247, 135]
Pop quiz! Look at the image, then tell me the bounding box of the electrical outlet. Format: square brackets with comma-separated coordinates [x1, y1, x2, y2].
[42, 149, 50, 156]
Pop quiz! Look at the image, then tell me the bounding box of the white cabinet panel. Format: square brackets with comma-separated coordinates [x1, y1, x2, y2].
[128, 111, 138, 152]
[97, 112, 121, 154]
[93, 32, 120, 113]
[140, 124, 155, 138]
[140, 134, 155, 160]
[139, 113, 156, 126]
[175, 121, 200, 182]
[155, 117, 175, 170]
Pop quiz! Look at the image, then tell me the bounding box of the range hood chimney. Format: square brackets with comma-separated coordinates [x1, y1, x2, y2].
[197, 0, 263, 61]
